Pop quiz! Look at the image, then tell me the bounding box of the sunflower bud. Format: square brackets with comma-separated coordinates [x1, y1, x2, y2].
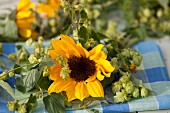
[0, 70, 8, 80]
[8, 53, 17, 60]
[0, 43, 2, 54]
[7, 101, 18, 111]
[112, 81, 122, 94]
[28, 54, 38, 64]
[9, 70, 15, 77]
[26, 38, 33, 46]
[18, 104, 27, 113]
[132, 87, 140, 98]
[140, 87, 148, 97]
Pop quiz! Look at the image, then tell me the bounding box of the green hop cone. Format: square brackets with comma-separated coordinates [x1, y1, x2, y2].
[18, 104, 27, 113]
[119, 74, 130, 83]
[124, 81, 134, 94]
[113, 90, 129, 103]
[43, 66, 49, 77]
[140, 87, 148, 97]
[112, 81, 122, 94]
[18, 51, 29, 61]
[132, 87, 140, 98]
[38, 36, 44, 44]
[28, 54, 38, 64]
[7, 101, 18, 111]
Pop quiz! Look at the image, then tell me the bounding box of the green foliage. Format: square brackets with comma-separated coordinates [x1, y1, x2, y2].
[0, 80, 16, 99]
[60, 24, 71, 35]
[37, 76, 51, 90]
[15, 69, 39, 93]
[26, 94, 38, 113]
[43, 93, 65, 113]
[39, 57, 55, 68]
[78, 26, 89, 43]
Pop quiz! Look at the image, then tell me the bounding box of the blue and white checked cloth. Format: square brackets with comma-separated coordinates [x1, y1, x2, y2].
[0, 41, 170, 113]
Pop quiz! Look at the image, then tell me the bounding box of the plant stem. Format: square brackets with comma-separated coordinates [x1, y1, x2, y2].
[8, 63, 39, 73]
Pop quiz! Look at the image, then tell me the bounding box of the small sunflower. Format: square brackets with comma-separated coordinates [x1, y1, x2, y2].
[36, 0, 60, 17]
[16, 0, 35, 38]
[48, 35, 115, 101]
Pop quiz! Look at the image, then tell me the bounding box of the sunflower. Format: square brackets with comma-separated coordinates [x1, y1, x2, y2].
[16, 0, 35, 38]
[36, 0, 60, 17]
[48, 35, 115, 101]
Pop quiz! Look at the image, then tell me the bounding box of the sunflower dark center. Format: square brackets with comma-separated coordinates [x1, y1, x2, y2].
[68, 56, 96, 82]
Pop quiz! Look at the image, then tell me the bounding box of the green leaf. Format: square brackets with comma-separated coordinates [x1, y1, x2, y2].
[131, 75, 143, 86]
[157, 0, 169, 8]
[101, 73, 115, 88]
[15, 77, 26, 93]
[37, 76, 51, 90]
[89, 30, 100, 42]
[26, 94, 38, 113]
[43, 92, 65, 113]
[5, 20, 18, 40]
[78, 26, 89, 43]
[15, 69, 39, 93]
[13, 63, 21, 74]
[39, 57, 55, 68]
[0, 80, 16, 99]
[23, 69, 39, 92]
[80, 10, 88, 19]
[60, 24, 70, 35]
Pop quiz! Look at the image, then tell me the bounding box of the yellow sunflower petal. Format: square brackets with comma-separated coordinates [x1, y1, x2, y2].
[89, 44, 104, 60]
[50, 49, 67, 59]
[17, 0, 32, 11]
[48, 82, 58, 94]
[76, 43, 89, 57]
[97, 64, 112, 78]
[86, 80, 104, 97]
[96, 58, 115, 73]
[48, 78, 76, 94]
[75, 81, 89, 101]
[96, 68, 105, 81]
[49, 64, 62, 81]
[66, 90, 76, 102]
[52, 39, 67, 52]
[85, 73, 96, 83]
[60, 35, 77, 47]
[37, 3, 54, 17]
[61, 38, 81, 57]
[49, 0, 60, 9]
[17, 10, 32, 19]
[18, 28, 31, 38]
